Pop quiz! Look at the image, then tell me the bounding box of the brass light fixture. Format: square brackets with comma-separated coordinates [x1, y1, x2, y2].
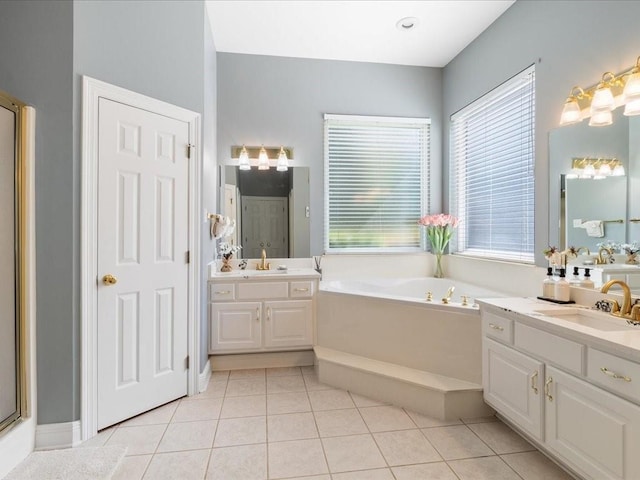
[560, 56, 640, 126]
[566, 157, 625, 179]
[230, 145, 294, 171]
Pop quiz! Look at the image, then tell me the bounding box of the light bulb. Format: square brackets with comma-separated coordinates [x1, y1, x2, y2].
[598, 162, 612, 176]
[623, 70, 640, 100]
[258, 147, 269, 170]
[588, 109, 612, 127]
[613, 164, 626, 176]
[276, 147, 289, 172]
[560, 97, 582, 125]
[624, 96, 640, 116]
[591, 84, 615, 113]
[583, 163, 596, 176]
[238, 146, 250, 170]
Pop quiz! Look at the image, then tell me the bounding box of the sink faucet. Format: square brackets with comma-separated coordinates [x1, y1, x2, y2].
[257, 248, 271, 271]
[576, 246, 591, 255]
[596, 246, 613, 265]
[600, 279, 631, 317]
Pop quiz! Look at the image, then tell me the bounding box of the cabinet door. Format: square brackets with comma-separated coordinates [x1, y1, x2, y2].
[545, 366, 640, 480]
[209, 302, 261, 352]
[483, 337, 544, 440]
[264, 300, 313, 349]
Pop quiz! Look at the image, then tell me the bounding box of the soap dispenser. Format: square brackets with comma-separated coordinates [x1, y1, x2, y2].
[569, 266, 582, 286]
[554, 268, 571, 302]
[580, 268, 595, 289]
[543, 267, 555, 299]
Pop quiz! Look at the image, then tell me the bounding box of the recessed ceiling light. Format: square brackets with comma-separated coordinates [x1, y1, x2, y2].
[396, 17, 419, 31]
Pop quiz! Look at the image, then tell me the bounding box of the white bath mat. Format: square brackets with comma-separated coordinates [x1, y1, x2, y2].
[4, 445, 127, 480]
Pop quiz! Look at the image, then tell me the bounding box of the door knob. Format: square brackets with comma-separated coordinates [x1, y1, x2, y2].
[103, 274, 118, 286]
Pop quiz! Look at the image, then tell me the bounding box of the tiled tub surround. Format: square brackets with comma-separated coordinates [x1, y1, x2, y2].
[81, 367, 571, 480]
[479, 297, 640, 480]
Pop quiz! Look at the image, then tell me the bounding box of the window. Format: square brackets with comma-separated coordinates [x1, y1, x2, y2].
[324, 114, 430, 252]
[450, 66, 535, 263]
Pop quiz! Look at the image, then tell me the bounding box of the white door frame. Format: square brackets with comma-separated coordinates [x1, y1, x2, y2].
[80, 76, 201, 440]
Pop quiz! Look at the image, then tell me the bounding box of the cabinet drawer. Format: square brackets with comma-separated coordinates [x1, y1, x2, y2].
[515, 323, 584, 375]
[238, 282, 288, 300]
[587, 348, 640, 403]
[209, 283, 235, 301]
[482, 311, 514, 344]
[290, 281, 314, 298]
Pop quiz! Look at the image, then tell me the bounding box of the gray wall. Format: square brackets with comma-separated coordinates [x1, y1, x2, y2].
[443, 0, 640, 265]
[217, 53, 442, 255]
[0, 0, 75, 425]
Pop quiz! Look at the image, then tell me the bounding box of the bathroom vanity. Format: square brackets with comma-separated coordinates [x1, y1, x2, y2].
[208, 269, 320, 354]
[480, 297, 640, 480]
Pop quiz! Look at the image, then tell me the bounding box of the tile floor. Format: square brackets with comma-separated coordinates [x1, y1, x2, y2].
[79, 367, 573, 480]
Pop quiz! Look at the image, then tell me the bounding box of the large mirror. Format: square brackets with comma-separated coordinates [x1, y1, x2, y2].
[221, 166, 311, 259]
[549, 110, 640, 251]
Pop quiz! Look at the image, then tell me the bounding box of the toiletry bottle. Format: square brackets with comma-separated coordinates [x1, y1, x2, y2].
[569, 266, 582, 286]
[554, 268, 570, 302]
[543, 267, 555, 299]
[581, 268, 595, 289]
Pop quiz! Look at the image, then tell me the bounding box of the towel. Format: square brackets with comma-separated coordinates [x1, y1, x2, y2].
[583, 220, 604, 237]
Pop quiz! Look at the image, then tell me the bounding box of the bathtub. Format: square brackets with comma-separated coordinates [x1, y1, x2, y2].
[316, 276, 505, 418]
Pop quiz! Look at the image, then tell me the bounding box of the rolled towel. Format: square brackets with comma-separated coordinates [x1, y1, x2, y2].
[584, 220, 604, 237]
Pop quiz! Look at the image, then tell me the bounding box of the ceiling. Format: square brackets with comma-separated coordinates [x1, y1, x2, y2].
[206, 1, 515, 68]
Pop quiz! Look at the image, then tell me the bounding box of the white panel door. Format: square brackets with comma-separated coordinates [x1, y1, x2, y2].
[97, 98, 189, 429]
[264, 300, 313, 348]
[209, 302, 262, 352]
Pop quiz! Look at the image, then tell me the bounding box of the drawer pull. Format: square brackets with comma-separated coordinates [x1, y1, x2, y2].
[531, 370, 539, 394]
[267, 307, 271, 321]
[601, 367, 632, 382]
[545, 376, 553, 401]
[489, 323, 504, 331]
[214, 290, 231, 295]
[256, 307, 260, 321]
[294, 287, 309, 292]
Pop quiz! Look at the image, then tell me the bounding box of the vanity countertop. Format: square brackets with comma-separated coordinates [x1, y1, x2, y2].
[209, 268, 321, 281]
[477, 297, 640, 361]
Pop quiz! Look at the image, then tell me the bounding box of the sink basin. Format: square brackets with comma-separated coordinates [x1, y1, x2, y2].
[532, 308, 637, 332]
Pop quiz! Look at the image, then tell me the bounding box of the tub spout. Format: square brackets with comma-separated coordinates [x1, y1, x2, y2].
[442, 286, 455, 304]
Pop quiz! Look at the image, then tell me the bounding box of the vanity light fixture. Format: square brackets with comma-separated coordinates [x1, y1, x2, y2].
[276, 146, 289, 172]
[566, 157, 625, 179]
[238, 146, 250, 171]
[230, 145, 294, 170]
[258, 146, 269, 170]
[559, 55, 640, 126]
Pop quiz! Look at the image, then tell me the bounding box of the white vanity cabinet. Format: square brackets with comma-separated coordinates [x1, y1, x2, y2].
[481, 304, 640, 480]
[208, 274, 317, 353]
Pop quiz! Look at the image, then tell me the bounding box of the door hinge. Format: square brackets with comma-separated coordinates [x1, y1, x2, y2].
[187, 143, 195, 159]
[185, 251, 190, 264]
[185, 356, 190, 370]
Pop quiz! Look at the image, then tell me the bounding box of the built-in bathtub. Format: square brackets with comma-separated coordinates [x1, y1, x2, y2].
[315, 276, 505, 419]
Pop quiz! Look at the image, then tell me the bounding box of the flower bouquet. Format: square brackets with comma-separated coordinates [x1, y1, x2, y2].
[218, 241, 241, 272]
[418, 214, 459, 278]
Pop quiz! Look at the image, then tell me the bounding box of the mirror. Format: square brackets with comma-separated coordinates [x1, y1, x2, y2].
[221, 166, 310, 258]
[549, 110, 640, 251]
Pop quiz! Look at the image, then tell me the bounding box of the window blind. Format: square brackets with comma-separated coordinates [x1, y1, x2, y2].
[450, 66, 535, 263]
[324, 114, 430, 252]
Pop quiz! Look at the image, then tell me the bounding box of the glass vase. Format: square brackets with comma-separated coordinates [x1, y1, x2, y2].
[434, 252, 444, 278]
[220, 256, 233, 272]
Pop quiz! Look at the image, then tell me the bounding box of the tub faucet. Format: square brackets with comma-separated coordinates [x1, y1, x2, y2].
[442, 286, 455, 304]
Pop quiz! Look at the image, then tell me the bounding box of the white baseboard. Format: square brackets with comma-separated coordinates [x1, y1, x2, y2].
[35, 421, 82, 450]
[210, 350, 315, 371]
[199, 359, 212, 393]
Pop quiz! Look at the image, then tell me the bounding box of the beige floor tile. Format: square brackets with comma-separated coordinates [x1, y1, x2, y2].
[220, 394, 266, 418]
[461, 414, 498, 424]
[468, 420, 535, 454]
[404, 409, 462, 428]
[142, 449, 210, 479]
[226, 378, 266, 397]
[268, 438, 329, 478]
[421, 425, 493, 460]
[105, 424, 166, 455]
[349, 393, 388, 408]
[194, 381, 227, 399]
[120, 400, 179, 427]
[229, 368, 266, 380]
[373, 429, 441, 466]
[267, 392, 312, 415]
[392, 462, 458, 480]
[308, 389, 355, 411]
[214, 416, 266, 447]
[267, 375, 306, 394]
[501, 451, 574, 480]
[359, 405, 415, 432]
[156, 420, 216, 452]
[332, 468, 394, 479]
[266, 366, 302, 377]
[300, 365, 317, 376]
[111, 454, 152, 480]
[172, 397, 222, 422]
[314, 408, 368, 437]
[78, 426, 116, 447]
[206, 443, 267, 480]
[267, 412, 318, 442]
[211, 370, 230, 381]
[303, 374, 335, 391]
[283, 476, 330, 480]
[322, 434, 387, 473]
[448, 456, 521, 480]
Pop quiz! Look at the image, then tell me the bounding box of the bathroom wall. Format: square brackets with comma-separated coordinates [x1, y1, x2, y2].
[217, 53, 442, 255]
[443, 0, 640, 266]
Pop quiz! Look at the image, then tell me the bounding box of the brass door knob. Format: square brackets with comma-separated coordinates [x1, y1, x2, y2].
[103, 274, 118, 285]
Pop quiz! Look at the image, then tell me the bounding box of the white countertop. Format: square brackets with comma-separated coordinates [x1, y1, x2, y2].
[477, 297, 640, 361]
[209, 267, 321, 281]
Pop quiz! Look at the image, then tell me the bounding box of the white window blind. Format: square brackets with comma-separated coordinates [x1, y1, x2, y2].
[450, 66, 535, 263]
[324, 114, 430, 252]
